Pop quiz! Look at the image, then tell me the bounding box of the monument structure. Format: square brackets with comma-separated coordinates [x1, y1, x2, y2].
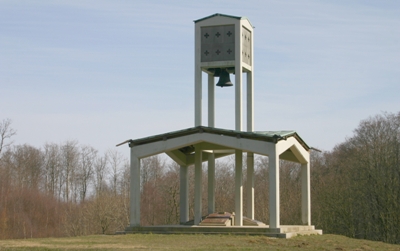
[119, 13, 322, 238]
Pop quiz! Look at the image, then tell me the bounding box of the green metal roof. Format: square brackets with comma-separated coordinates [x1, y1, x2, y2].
[117, 126, 309, 151]
[254, 130, 296, 138]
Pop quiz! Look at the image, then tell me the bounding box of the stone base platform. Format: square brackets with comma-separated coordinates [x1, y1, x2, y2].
[121, 225, 323, 239]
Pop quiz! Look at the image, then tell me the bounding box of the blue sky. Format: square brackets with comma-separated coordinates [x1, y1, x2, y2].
[1, 0, 399, 157]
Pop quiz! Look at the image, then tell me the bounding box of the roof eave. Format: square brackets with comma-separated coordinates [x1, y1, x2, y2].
[194, 13, 253, 27]
[117, 126, 310, 151]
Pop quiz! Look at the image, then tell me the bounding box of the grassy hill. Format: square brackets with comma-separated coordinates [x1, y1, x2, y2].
[0, 234, 399, 250]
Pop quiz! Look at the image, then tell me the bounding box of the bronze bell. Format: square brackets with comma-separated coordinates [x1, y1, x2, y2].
[216, 68, 233, 87]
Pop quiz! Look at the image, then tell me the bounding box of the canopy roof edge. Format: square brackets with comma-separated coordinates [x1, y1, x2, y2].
[117, 126, 310, 151]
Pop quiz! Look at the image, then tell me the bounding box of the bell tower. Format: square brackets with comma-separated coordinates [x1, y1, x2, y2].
[122, 13, 318, 233]
[194, 14, 254, 132]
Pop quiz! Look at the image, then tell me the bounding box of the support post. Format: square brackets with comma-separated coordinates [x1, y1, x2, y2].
[208, 153, 215, 214]
[235, 71, 242, 131]
[194, 24, 202, 126]
[235, 149, 243, 226]
[269, 149, 280, 228]
[246, 71, 254, 132]
[208, 74, 215, 127]
[235, 25, 243, 131]
[195, 69, 202, 126]
[180, 165, 189, 224]
[301, 163, 311, 225]
[194, 148, 203, 225]
[129, 150, 140, 227]
[246, 152, 254, 220]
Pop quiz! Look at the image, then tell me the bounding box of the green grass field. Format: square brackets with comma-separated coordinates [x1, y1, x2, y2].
[0, 234, 399, 250]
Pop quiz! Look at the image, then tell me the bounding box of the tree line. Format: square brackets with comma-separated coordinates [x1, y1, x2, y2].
[311, 112, 400, 244]
[0, 112, 399, 243]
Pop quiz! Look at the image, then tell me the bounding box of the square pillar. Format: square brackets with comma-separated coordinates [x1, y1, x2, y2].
[208, 153, 215, 214]
[194, 148, 203, 225]
[194, 29, 202, 127]
[301, 163, 311, 225]
[208, 74, 215, 127]
[269, 150, 280, 228]
[180, 165, 189, 224]
[235, 59, 243, 131]
[235, 149, 243, 226]
[129, 150, 140, 227]
[246, 71, 254, 132]
[246, 152, 254, 220]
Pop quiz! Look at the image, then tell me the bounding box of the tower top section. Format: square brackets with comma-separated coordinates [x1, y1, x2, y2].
[194, 13, 254, 131]
[194, 13, 254, 73]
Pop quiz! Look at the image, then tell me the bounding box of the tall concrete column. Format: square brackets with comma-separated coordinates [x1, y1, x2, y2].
[194, 148, 203, 225]
[180, 165, 189, 224]
[208, 74, 215, 127]
[194, 24, 202, 126]
[235, 71, 242, 131]
[301, 163, 311, 225]
[235, 25, 243, 131]
[246, 71, 254, 132]
[195, 69, 202, 126]
[208, 153, 215, 214]
[269, 149, 280, 228]
[246, 152, 254, 220]
[129, 150, 140, 227]
[207, 73, 216, 216]
[235, 149, 243, 226]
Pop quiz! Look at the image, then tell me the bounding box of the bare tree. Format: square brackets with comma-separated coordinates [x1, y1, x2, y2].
[94, 153, 108, 196]
[77, 145, 97, 202]
[8, 144, 43, 190]
[254, 155, 269, 223]
[107, 150, 124, 195]
[0, 118, 16, 156]
[60, 141, 79, 202]
[279, 160, 301, 225]
[161, 163, 180, 224]
[119, 160, 130, 226]
[214, 159, 235, 213]
[140, 155, 166, 225]
[43, 143, 61, 198]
